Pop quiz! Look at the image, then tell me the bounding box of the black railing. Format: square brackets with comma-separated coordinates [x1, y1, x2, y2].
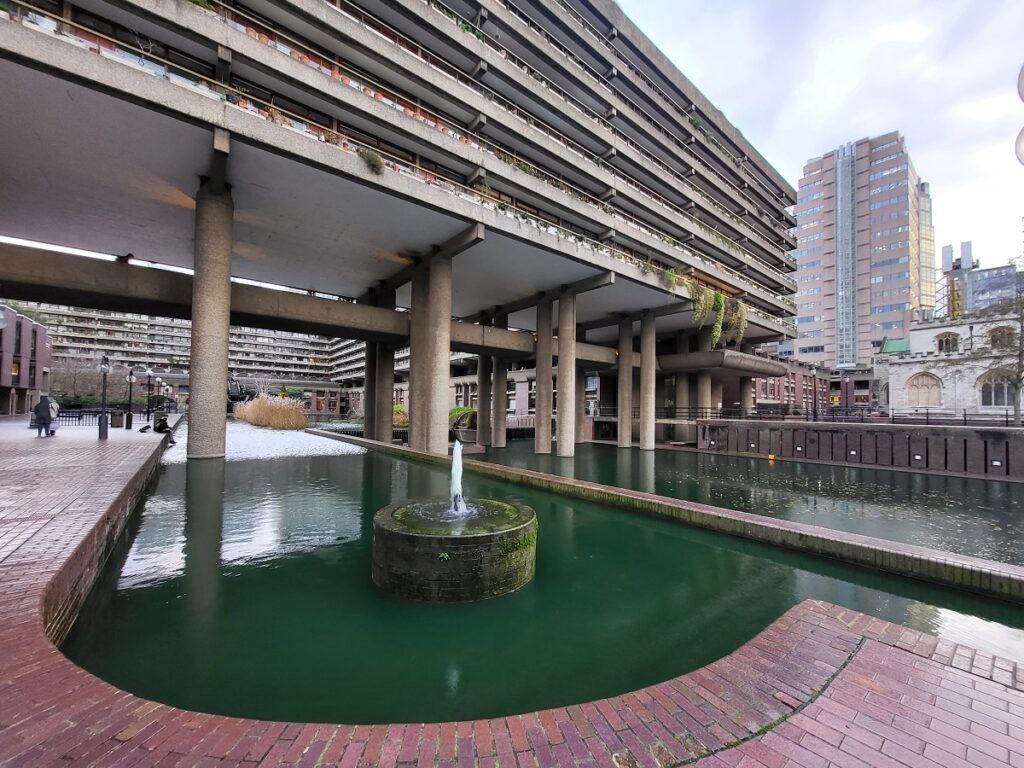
[593, 405, 1018, 427]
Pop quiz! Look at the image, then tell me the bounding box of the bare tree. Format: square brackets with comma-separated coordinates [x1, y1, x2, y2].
[955, 261, 1023, 425]
[50, 357, 101, 399]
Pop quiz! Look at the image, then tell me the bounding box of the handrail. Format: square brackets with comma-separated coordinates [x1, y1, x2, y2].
[203, 0, 791, 282]
[314, 0, 792, 263]
[427, 0, 791, 237]
[199, 0, 795, 304]
[1, 0, 794, 327]
[540, 0, 792, 212]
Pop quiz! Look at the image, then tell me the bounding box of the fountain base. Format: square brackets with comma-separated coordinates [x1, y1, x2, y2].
[372, 499, 537, 602]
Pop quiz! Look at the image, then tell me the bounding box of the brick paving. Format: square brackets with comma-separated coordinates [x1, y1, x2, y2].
[1, 419, 1023, 767]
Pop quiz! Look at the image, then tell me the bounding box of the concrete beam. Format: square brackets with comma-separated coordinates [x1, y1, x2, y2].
[577, 300, 693, 332]
[383, 223, 486, 290]
[658, 350, 788, 378]
[475, 271, 614, 320]
[0, 244, 623, 364]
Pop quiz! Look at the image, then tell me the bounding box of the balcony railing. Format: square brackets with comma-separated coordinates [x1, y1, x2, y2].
[423, 0, 790, 237]
[317, 0, 792, 258]
[207, 0, 791, 285]
[2, 0, 794, 327]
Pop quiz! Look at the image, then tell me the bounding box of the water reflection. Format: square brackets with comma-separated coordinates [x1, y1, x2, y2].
[61, 426, 1024, 725]
[183, 459, 225, 641]
[485, 442, 1024, 565]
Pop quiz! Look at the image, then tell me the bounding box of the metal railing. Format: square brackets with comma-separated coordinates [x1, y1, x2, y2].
[593, 405, 1019, 427]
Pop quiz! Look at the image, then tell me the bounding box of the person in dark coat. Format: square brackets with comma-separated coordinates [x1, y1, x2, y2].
[32, 396, 53, 437]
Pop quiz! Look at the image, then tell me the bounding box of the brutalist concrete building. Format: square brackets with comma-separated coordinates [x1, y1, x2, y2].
[0, 0, 796, 458]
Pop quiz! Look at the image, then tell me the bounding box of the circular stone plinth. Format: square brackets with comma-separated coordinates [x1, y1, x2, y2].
[372, 499, 537, 603]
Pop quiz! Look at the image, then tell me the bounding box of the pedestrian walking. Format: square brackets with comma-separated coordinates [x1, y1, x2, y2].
[32, 396, 53, 438]
[47, 398, 60, 436]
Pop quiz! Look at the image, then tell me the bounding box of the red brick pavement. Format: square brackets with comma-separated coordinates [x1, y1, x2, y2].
[1, 419, 1022, 767]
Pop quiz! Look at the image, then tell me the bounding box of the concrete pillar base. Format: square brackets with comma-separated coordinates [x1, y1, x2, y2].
[639, 311, 656, 451]
[187, 179, 233, 461]
[556, 292, 576, 457]
[616, 318, 633, 448]
[535, 300, 553, 454]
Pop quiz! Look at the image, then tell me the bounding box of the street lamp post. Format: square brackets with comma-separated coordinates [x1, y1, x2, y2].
[125, 371, 137, 429]
[98, 355, 111, 440]
[154, 377, 163, 418]
[145, 368, 154, 421]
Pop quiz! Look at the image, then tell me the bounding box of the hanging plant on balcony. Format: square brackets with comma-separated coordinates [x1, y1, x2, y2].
[685, 277, 714, 327]
[726, 299, 748, 345]
[710, 291, 725, 348]
[661, 266, 683, 290]
[357, 147, 384, 175]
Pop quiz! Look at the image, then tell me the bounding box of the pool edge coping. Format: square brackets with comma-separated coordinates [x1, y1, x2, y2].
[307, 429, 1024, 606]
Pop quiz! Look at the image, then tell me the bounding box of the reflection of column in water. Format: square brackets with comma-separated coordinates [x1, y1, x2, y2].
[360, 453, 394, 524]
[183, 458, 225, 642]
[638, 449, 655, 495]
[406, 457, 448, 501]
[616, 448, 631, 491]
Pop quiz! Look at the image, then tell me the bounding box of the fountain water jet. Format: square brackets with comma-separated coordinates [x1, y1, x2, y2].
[371, 442, 538, 602]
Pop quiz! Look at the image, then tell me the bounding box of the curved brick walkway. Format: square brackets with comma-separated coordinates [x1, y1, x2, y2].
[1, 419, 1023, 767]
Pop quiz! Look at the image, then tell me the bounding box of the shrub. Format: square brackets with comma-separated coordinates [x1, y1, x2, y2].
[357, 147, 384, 175]
[234, 394, 308, 430]
[393, 404, 409, 427]
[448, 406, 476, 428]
[709, 292, 725, 348]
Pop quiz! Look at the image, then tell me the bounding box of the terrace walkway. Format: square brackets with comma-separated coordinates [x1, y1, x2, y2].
[0, 417, 1023, 767]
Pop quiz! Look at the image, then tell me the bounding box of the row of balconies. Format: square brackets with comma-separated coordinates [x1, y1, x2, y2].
[131, 0, 797, 298]
[2, 0, 796, 324]
[473, 0, 792, 221]
[387, 0, 794, 250]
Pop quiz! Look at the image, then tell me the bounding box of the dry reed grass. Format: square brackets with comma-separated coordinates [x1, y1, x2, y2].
[234, 394, 308, 430]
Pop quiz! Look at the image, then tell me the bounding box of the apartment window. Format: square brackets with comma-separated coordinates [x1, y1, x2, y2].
[798, 345, 825, 354]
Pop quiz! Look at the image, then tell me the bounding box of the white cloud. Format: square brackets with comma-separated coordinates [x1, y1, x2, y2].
[616, 0, 1024, 264]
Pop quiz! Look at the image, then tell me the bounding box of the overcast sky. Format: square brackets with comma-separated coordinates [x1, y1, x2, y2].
[616, 0, 1024, 268]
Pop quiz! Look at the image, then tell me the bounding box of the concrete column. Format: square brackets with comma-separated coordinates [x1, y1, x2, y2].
[575, 369, 586, 444]
[492, 315, 508, 448]
[476, 353, 492, 447]
[616, 318, 633, 448]
[408, 271, 430, 451]
[675, 333, 690, 417]
[675, 374, 690, 413]
[374, 344, 395, 442]
[639, 311, 656, 450]
[697, 373, 712, 411]
[371, 287, 396, 442]
[711, 380, 723, 413]
[362, 340, 377, 439]
[534, 300, 553, 454]
[695, 326, 713, 416]
[492, 359, 508, 448]
[740, 376, 754, 413]
[556, 291, 576, 457]
[187, 180, 233, 460]
[425, 258, 452, 454]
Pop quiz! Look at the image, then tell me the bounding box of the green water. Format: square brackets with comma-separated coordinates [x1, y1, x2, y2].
[63, 430, 1024, 724]
[483, 442, 1024, 566]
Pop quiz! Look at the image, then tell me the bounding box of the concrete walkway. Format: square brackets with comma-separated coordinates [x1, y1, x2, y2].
[1, 418, 1022, 767]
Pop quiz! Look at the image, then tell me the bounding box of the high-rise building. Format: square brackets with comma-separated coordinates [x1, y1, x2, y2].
[13, 302, 336, 381]
[938, 241, 1019, 317]
[785, 131, 932, 368]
